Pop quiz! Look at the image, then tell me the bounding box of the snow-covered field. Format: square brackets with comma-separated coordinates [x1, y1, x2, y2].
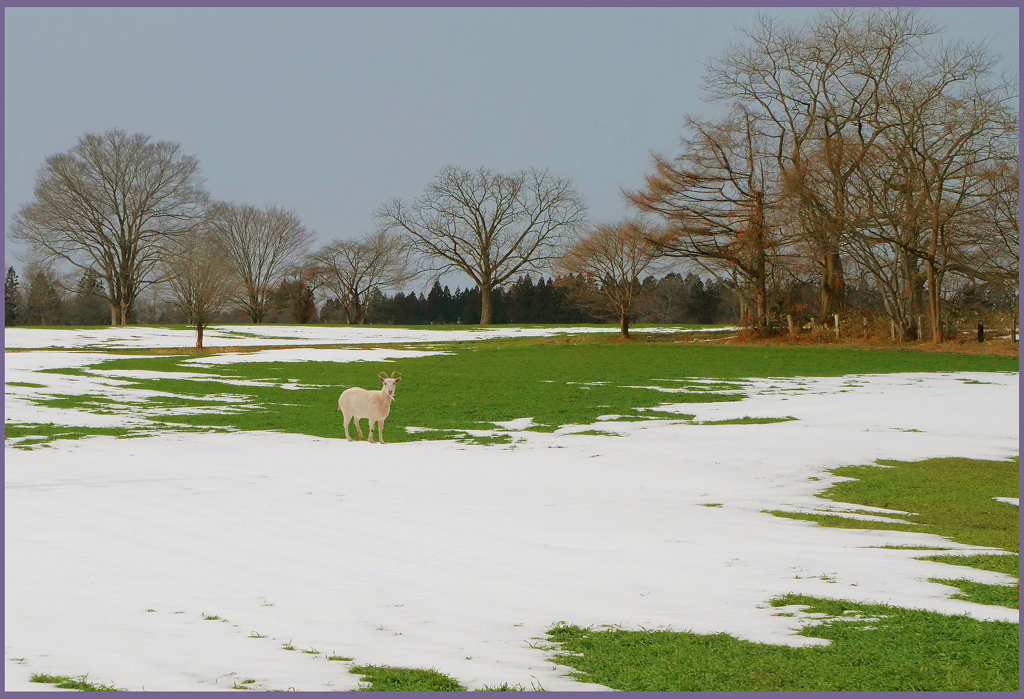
[4, 327, 1019, 691]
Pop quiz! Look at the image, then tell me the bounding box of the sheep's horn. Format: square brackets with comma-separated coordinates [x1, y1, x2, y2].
[391, 371, 402, 379]
[378, 371, 388, 381]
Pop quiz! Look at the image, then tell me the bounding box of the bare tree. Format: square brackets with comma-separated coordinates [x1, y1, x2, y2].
[627, 107, 785, 331]
[8, 129, 208, 324]
[207, 203, 314, 323]
[555, 219, 663, 338]
[158, 227, 237, 349]
[703, 8, 938, 320]
[890, 55, 1016, 342]
[841, 39, 1017, 341]
[309, 231, 416, 324]
[375, 165, 587, 324]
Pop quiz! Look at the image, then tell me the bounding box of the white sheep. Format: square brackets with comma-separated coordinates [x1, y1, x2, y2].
[337, 371, 402, 444]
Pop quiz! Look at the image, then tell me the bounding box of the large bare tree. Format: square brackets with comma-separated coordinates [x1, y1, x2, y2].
[838, 36, 1016, 341]
[556, 219, 663, 338]
[627, 107, 784, 331]
[702, 8, 937, 321]
[889, 55, 1016, 342]
[207, 203, 314, 323]
[159, 228, 237, 349]
[8, 129, 208, 324]
[375, 165, 587, 324]
[309, 230, 416, 324]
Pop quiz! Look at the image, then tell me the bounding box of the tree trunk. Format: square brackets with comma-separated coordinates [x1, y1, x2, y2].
[620, 313, 630, 339]
[819, 250, 845, 319]
[196, 324, 204, 349]
[924, 257, 942, 343]
[479, 285, 493, 325]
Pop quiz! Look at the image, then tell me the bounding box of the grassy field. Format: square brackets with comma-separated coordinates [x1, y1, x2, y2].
[8, 332, 1018, 690]
[21, 333, 1019, 446]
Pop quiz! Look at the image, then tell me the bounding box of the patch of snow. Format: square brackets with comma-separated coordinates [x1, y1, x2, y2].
[182, 347, 450, 366]
[993, 497, 1019, 506]
[492, 417, 535, 430]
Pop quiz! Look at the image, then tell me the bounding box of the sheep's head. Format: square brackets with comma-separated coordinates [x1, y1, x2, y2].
[378, 371, 402, 400]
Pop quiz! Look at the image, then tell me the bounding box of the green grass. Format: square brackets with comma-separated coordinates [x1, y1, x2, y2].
[916, 553, 1019, 576]
[697, 416, 798, 425]
[4, 419, 230, 450]
[4, 422, 135, 448]
[17, 336, 1016, 445]
[5, 381, 46, 388]
[929, 578, 1019, 608]
[770, 457, 1019, 552]
[546, 595, 1019, 691]
[457, 433, 514, 446]
[30, 674, 123, 691]
[349, 665, 466, 691]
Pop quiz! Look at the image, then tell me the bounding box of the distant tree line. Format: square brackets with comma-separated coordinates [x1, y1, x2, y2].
[4, 265, 740, 328]
[5, 9, 1017, 344]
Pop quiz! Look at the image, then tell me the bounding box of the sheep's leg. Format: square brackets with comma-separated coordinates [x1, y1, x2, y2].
[342, 411, 353, 441]
[366, 419, 375, 442]
[378, 420, 385, 444]
[354, 418, 364, 440]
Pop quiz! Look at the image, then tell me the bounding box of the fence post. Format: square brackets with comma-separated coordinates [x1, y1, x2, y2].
[862, 316, 868, 339]
[890, 320, 896, 342]
[834, 314, 840, 339]
[977, 321, 985, 343]
[787, 314, 796, 337]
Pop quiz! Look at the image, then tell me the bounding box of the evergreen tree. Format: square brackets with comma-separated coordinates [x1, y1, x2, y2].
[270, 280, 318, 323]
[69, 270, 110, 326]
[425, 281, 454, 324]
[23, 267, 65, 326]
[5, 267, 21, 326]
[320, 298, 345, 323]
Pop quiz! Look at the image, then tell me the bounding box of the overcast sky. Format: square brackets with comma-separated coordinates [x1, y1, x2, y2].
[4, 6, 1019, 290]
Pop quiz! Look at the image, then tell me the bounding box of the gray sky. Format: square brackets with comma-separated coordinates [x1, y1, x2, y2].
[4, 6, 1019, 290]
